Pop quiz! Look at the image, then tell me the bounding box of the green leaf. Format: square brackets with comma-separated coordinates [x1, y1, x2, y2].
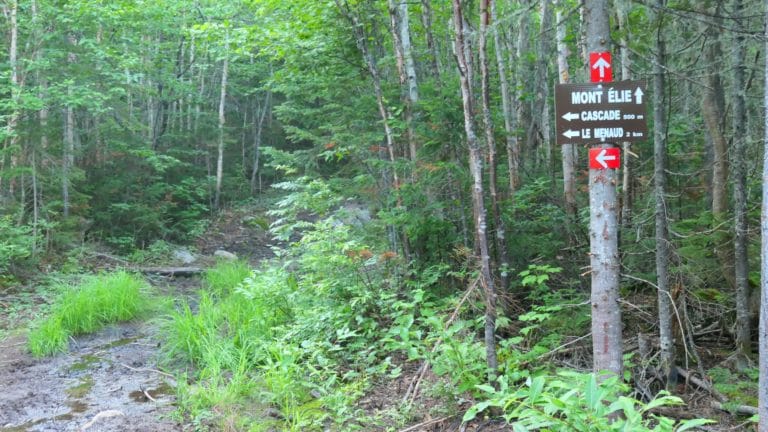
[675, 418, 715, 431]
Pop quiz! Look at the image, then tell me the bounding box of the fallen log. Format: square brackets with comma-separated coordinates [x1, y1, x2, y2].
[136, 267, 203, 276]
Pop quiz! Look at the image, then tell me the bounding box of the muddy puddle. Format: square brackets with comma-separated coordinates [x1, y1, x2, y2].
[0, 321, 181, 431]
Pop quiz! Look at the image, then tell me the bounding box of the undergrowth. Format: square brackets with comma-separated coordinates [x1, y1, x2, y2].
[27, 271, 151, 357]
[159, 179, 716, 431]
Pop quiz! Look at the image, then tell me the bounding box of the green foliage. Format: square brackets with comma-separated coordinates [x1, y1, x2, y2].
[27, 271, 151, 357]
[0, 216, 34, 274]
[204, 259, 252, 297]
[709, 367, 758, 409]
[27, 317, 69, 358]
[463, 372, 714, 431]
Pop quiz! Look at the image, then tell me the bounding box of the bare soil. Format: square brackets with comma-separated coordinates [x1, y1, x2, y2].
[0, 322, 180, 431]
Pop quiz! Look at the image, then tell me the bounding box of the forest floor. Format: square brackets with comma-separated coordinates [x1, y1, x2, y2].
[0, 204, 276, 432]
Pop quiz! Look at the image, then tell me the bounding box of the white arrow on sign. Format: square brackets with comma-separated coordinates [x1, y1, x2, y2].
[634, 87, 644, 104]
[595, 148, 617, 169]
[563, 129, 581, 139]
[592, 57, 611, 79]
[561, 112, 579, 122]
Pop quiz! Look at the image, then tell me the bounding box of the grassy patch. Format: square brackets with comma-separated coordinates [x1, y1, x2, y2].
[204, 259, 252, 297]
[27, 271, 151, 357]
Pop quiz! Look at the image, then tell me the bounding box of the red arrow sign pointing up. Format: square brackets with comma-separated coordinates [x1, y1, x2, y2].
[590, 52, 612, 83]
[589, 147, 620, 170]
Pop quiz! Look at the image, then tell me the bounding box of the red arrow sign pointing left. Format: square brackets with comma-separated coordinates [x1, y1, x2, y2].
[590, 52, 612, 83]
[589, 147, 620, 170]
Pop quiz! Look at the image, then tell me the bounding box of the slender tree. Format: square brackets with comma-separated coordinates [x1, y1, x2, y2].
[491, 1, 519, 196]
[452, 0, 498, 378]
[479, 0, 510, 291]
[652, 0, 674, 386]
[732, 0, 751, 363]
[556, 0, 577, 220]
[214, 31, 229, 211]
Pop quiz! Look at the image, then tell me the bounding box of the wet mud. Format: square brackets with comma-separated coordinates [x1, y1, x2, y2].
[0, 322, 181, 431]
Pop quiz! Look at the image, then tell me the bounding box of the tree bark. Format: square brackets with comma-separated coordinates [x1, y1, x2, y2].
[699, 1, 734, 290]
[528, 0, 553, 173]
[652, 0, 674, 386]
[491, 1, 519, 196]
[250, 91, 271, 195]
[617, 0, 633, 226]
[420, 0, 441, 80]
[1, 0, 19, 197]
[584, 0, 622, 380]
[63, 35, 77, 219]
[214, 35, 228, 211]
[555, 0, 577, 220]
[732, 0, 750, 361]
[387, 0, 419, 164]
[760, 1, 768, 425]
[452, 0, 498, 379]
[479, 0, 509, 291]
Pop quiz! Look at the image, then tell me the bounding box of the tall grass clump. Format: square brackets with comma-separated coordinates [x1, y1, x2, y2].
[27, 271, 150, 357]
[204, 259, 252, 297]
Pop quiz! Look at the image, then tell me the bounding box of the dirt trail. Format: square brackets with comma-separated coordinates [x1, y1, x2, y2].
[0, 203, 275, 432]
[0, 321, 180, 431]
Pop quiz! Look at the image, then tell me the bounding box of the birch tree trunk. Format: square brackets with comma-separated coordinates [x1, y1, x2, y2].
[387, 0, 419, 164]
[214, 36, 228, 211]
[479, 0, 509, 291]
[652, 0, 674, 386]
[584, 0, 622, 380]
[452, 0, 498, 379]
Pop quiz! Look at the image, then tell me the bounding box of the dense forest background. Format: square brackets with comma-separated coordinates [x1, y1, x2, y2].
[2, 0, 768, 430]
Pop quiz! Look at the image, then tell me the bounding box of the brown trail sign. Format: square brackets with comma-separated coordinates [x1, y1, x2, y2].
[555, 80, 648, 145]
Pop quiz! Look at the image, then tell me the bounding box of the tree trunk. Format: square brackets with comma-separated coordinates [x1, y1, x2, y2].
[556, 0, 577, 221]
[759, 3, 768, 426]
[250, 92, 271, 195]
[699, 2, 733, 290]
[515, 0, 531, 170]
[491, 1, 519, 196]
[617, 0, 633, 226]
[1, 0, 19, 197]
[479, 0, 509, 292]
[653, 0, 674, 386]
[452, 0, 498, 379]
[420, 0, 441, 80]
[63, 35, 77, 219]
[528, 0, 553, 172]
[214, 37, 228, 211]
[584, 0, 623, 380]
[387, 0, 419, 164]
[732, 0, 750, 362]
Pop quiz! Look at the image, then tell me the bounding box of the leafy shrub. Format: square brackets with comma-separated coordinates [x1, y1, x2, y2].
[27, 271, 150, 357]
[0, 216, 33, 274]
[464, 371, 713, 431]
